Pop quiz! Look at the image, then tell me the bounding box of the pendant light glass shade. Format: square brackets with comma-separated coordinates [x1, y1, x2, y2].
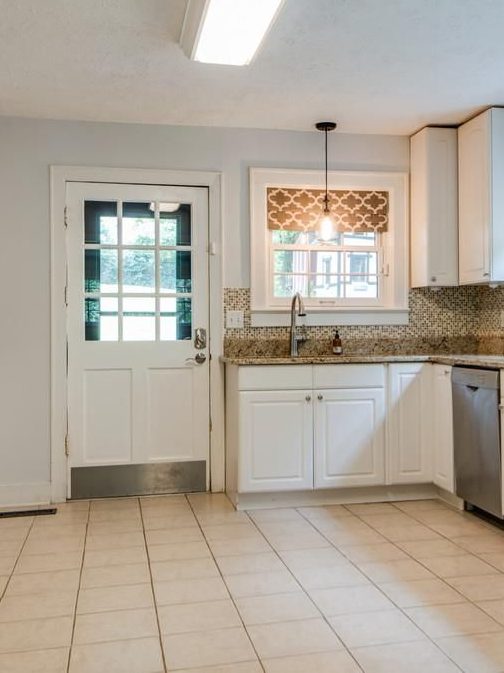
[318, 211, 335, 241]
[315, 121, 337, 241]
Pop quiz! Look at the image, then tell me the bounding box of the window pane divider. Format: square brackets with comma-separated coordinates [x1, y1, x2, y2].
[83, 244, 192, 251]
[155, 202, 160, 340]
[117, 201, 123, 341]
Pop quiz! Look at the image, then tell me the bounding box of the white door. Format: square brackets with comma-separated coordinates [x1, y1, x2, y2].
[239, 390, 313, 492]
[388, 363, 432, 484]
[66, 182, 210, 497]
[432, 364, 455, 493]
[314, 388, 385, 488]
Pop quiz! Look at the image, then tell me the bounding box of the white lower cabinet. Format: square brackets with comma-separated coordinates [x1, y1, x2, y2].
[227, 362, 440, 495]
[238, 389, 314, 492]
[388, 363, 432, 484]
[432, 364, 455, 493]
[314, 388, 386, 488]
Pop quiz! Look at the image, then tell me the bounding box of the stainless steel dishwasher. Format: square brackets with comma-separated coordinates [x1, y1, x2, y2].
[452, 367, 502, 518]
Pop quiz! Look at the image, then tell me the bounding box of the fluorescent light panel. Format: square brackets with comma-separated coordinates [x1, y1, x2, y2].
[194, 0, 284, 66]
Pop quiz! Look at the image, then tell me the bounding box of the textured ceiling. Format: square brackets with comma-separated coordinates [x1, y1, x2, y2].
[0, 0, 503, 134]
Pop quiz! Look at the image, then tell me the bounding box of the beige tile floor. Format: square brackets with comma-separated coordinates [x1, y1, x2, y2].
[2, 496, 504, 671]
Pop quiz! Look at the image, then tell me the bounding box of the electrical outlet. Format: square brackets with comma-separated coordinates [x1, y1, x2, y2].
[226, 310, 244, 329]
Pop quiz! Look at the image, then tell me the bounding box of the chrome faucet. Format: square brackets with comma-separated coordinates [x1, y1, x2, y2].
[290, 292, 307, 357]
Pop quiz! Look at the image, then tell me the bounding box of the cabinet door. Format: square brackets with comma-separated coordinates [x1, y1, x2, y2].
[238, 390, 313, 492]
[388, 364, 432, 484]
[314, 388, 385, 488]
[432, 365, 454, 493]
[410, 127, 458, 288]
[458, 111, 491, 284]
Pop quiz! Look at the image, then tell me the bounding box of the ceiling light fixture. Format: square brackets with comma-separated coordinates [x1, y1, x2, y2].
[180, 0, 285, 66]
[315, 121, 337, 242]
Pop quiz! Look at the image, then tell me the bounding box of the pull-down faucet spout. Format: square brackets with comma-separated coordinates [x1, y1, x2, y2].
[290, 292, 307, 357]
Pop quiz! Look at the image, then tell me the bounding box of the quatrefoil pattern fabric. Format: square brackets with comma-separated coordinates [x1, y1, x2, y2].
[266, 187, 389, 233]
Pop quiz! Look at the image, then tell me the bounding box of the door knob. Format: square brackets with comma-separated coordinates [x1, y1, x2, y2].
[185, 352, 207, 365]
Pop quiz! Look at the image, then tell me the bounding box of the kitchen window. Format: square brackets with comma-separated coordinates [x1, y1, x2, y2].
[271, 230, 380, 303]
[250, 168, 409, 326]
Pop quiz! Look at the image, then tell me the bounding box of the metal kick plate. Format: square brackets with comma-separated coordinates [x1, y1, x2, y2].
[70, 461, 207, 499]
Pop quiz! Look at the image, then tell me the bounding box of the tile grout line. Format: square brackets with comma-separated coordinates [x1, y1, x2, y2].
[382, 502, 504, 598]
[66, 499, 91, 673]
[295, 505, 470, 668]
[244, 510, 366, 672]
[139, 496, 169, 673]
[331, 503, 487, 670]
[382, 502, 504, 628]
[0, 516, 37, 602]
[185, 494, 268, 673]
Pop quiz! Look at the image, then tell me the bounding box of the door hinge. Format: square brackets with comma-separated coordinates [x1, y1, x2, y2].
[64, 435, 70, 456]
[64, 206, 68, 228]
[209, 418, 213, 432]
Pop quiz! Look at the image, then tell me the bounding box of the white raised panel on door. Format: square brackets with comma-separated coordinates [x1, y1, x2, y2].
[458, 111, 491, 284]
[314, 388, 385, 488]
[410, 127, 458, 288]
[238, 390, 313, 492]
[432, 364, 454, 493]
[388, 363, 432, 484]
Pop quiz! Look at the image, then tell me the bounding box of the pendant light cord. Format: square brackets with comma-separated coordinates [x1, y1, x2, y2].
[324, 126, 329, 212]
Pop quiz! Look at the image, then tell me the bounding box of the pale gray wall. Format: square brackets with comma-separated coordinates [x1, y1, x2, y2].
[0, 115, 408, 495]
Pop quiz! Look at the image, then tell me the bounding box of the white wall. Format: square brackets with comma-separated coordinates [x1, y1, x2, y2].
[0, 115, 408, 502]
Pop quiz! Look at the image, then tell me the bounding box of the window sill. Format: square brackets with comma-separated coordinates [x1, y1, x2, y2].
[250, 308, 410, 327]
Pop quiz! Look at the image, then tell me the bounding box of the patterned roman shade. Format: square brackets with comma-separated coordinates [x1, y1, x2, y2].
[267, 187, 389, 233]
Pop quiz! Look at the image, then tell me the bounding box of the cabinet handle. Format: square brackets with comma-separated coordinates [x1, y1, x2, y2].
[430, 276, 437, 283]
[305, 395, 311, 402]
[317, 394, 323, 401]
[483, 272, 490, 277]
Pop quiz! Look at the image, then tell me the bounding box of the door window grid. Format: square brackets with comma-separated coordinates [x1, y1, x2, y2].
[84, 200, 193, 341]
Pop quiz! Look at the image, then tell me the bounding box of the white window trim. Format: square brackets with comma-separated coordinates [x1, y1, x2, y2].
[250, 167, 409, 326]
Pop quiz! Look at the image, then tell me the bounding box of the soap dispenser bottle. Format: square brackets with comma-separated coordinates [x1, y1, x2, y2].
[332, 329, 343, 355]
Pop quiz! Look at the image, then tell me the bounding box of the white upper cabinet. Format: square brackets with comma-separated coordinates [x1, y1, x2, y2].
[459, 108, 504, 284]
[410, 127, 458, 288]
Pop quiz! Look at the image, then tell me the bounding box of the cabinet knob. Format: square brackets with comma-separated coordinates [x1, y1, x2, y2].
[431, 276, 437, 283]
[483, 272, 490, 277]
[317, 394, 323, 401]
[305, 395, 311, 402]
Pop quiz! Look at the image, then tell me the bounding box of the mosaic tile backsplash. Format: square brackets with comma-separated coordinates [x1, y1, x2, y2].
[223, 286, 504, 355]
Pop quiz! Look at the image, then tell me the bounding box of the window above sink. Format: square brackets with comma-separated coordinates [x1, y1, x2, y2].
[250, 168, 409, 326]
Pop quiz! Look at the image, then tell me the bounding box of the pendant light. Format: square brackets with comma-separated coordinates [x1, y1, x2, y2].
[315, 121, 337, 241]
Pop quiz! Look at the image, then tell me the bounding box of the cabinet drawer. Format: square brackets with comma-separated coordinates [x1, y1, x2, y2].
[313, 364, 385, 389]
[237, 365, 312, 391]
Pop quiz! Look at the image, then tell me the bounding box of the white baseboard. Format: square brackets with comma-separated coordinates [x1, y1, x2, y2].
[233, 484, 438, 510]
[0, 482, 51, 508]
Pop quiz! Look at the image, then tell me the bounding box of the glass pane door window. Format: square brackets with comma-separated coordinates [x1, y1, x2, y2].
[84, 200, 192, 341]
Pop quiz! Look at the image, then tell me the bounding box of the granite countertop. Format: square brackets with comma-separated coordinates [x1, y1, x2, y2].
[222, 354, 504, 368]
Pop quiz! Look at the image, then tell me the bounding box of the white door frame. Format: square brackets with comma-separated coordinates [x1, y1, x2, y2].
[50, 166, 224, 502]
